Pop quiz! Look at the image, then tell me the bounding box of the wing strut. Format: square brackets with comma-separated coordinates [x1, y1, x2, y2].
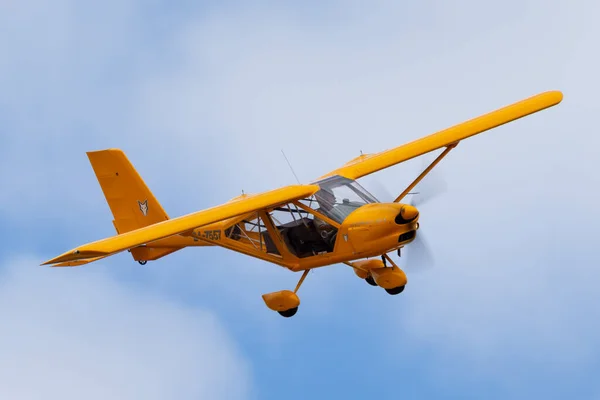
[394, 143, 457, 203]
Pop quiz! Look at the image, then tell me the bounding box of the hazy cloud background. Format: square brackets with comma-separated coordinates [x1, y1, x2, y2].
[1, 0, 599, 398]
[0, 257, 251, 399]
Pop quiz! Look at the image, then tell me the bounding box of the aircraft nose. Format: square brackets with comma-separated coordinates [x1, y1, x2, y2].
[395, 204, 419, 224]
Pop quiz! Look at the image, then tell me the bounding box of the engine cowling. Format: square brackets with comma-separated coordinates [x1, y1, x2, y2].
[341, 203, 419, 259]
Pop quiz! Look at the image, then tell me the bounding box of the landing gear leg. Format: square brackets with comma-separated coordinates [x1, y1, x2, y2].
[293, 269, 310, 294]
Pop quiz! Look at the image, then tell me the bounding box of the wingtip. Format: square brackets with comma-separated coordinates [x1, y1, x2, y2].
[515, 90, 564, 116]
[533, 90, 563, 108]
[545, 90, 563, 104]
[41, 249, 108, 266]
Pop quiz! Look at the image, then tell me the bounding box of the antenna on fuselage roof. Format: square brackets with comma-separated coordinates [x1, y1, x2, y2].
[281, 149, 301, 184]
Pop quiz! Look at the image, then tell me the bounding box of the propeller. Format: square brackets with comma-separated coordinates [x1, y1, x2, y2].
[364, 155, 448, 271]
[407, 163, 448, 208]
[402, 228, 434, 271]
[366, 155, 448, 206]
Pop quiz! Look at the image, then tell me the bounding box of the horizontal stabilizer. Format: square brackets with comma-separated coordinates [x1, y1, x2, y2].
[50, 256, 108, 267]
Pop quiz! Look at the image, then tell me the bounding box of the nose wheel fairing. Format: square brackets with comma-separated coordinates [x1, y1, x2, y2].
[348, 255, 407, 295]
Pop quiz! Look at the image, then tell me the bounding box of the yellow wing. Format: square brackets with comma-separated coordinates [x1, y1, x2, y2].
[320, 90, 563, 180]
[42, 184, 319, 266]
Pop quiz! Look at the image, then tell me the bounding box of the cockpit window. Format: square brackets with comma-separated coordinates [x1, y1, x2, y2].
[311, 175, 379, 223]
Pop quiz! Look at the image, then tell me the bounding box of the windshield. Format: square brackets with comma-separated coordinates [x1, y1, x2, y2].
[311, 175, 379, 223]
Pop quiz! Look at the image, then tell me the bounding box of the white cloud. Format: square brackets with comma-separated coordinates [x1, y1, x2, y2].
[0, 256, 252, 399]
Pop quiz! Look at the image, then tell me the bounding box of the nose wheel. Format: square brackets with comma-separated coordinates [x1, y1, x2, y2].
[365, 275, 377, 286]
[385, 286, 405, 295]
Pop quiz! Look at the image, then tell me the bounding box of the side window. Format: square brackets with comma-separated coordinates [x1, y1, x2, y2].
[267, 201, 338, 258]
[269, 204, 311, 228]
[224, 213, 280, 255]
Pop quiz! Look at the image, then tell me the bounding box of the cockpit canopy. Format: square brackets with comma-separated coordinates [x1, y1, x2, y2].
[311, 175, 379, 223]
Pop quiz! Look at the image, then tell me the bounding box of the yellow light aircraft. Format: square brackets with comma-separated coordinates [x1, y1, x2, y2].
[43, 90, 563, 317]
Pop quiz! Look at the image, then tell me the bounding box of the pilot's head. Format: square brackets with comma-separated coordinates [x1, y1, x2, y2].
[316, 188, 335, 211]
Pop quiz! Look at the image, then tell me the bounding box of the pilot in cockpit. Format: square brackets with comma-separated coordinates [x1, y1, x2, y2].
[312, 188, 337, 240]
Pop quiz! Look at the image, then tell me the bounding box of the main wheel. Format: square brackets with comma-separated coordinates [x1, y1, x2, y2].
[385, 286, 405, 295]
[138, 260, 147, 265]
[278, 307, 298, 318]
[365, 275, 377, 286]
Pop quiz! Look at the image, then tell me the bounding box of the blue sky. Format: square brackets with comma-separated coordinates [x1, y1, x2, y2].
[1, 0, 600, 398]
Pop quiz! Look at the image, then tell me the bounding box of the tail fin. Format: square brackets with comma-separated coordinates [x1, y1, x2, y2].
[87, 149, 182, 263]
[87, 149, 169, 234]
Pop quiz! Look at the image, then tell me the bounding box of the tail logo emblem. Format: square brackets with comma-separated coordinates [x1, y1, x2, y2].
[138, 200, 148, 216]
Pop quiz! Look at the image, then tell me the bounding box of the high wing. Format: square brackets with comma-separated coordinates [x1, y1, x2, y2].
[319, 90, 563, 181]
[42, 184, 319, 266]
